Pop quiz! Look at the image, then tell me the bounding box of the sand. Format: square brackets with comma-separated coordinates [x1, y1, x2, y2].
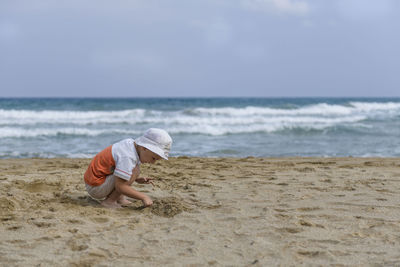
[1, 157, 400, 266]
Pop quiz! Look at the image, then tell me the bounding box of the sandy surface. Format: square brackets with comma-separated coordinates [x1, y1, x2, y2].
[1, 157, 400, 266]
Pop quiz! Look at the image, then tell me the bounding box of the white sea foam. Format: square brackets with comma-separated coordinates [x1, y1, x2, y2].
[349, 101, 400, 111]
[191, 104, 354, 116]
[0, 127, 142, 138]
[0, 102, 398, 137]
[0, 115, 367, 138]
[192, 102, 400, 117]
[0, 109, 147, 125]
[1, 101, 398, 125]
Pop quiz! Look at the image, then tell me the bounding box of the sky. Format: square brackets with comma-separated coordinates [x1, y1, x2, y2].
[0, 0, 399, 97]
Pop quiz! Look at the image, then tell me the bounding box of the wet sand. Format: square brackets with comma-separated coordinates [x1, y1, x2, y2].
[1, 157, 400, 266]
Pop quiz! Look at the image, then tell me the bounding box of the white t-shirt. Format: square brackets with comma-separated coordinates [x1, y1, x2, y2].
[112, 138, 140, 181]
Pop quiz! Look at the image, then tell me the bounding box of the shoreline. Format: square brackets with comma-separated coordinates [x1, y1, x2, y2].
[1, 157, 400, 265]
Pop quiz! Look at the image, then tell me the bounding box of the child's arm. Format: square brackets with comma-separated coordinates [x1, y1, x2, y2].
[114, 176, 153, 207]
[136, 177, 155, 186]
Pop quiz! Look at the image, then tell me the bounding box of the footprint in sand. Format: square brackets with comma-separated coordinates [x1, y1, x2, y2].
[276, 182, 289, 186]
[33, 221, 52, 228]
[21, 180, 62, 193]
[67, 238, 89, 251]
[91, 217, 109, 223]
[297, 207, 321, 212]
[0, 197, 17, 222]
[296, 167, 316, 172]
[298, 219, 313, 227]
[7, 225, 22, 231]
[0, 197, 16, 213]
[298, 219, 325, 228]
[297, 250, 326, 258]
[67, 219, 85, 224]
[277, 227, 303, 234]
[87, 248, 112, 258]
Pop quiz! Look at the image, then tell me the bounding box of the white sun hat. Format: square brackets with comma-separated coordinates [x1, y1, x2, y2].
[135, 128, 172, 160]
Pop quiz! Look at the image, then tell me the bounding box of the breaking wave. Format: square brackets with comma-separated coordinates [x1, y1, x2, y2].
[0, 102, 398, 137]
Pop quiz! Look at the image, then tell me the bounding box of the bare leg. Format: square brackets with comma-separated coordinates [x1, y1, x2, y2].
[101, 172, 138, 208]
[116, 172, 136, 206]
[101, 189, 122, 208]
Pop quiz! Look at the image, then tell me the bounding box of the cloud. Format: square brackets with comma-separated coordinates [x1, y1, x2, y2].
[335, 0, 396, 21]
[242, 0, 310, 16]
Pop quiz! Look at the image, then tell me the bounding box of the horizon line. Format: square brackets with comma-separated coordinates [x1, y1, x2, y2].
[1, 96, 400, 99]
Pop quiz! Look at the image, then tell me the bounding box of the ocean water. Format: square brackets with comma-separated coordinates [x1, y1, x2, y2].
[0, 97, 399, 158]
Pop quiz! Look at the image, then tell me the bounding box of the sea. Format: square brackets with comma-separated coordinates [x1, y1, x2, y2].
[0, 97, 399, 159]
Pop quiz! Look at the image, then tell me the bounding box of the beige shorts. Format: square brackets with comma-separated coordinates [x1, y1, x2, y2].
[85, 174, 116, 200]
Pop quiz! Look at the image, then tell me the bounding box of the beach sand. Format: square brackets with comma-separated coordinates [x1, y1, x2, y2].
[1, 157, 400, 266]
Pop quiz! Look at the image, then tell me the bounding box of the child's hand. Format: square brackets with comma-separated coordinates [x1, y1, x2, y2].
[136, 177, 155, 186]
[131, 165, 140, 179]
[142, 196, 153, 207]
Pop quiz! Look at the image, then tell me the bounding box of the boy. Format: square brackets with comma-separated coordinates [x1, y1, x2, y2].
[84, 128, 172, 208]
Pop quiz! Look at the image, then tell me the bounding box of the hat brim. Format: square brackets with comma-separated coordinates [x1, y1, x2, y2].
[137, 142, 168, 160]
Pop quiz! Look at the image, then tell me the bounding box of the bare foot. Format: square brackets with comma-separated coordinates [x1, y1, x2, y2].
[117, 195, 132, 206]
[101, 199, 122, 209]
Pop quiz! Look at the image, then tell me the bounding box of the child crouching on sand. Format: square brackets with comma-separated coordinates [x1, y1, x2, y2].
[84, 128, 172, 208]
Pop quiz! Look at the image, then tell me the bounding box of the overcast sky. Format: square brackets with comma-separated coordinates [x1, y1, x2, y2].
[0, 0, 399, 97]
